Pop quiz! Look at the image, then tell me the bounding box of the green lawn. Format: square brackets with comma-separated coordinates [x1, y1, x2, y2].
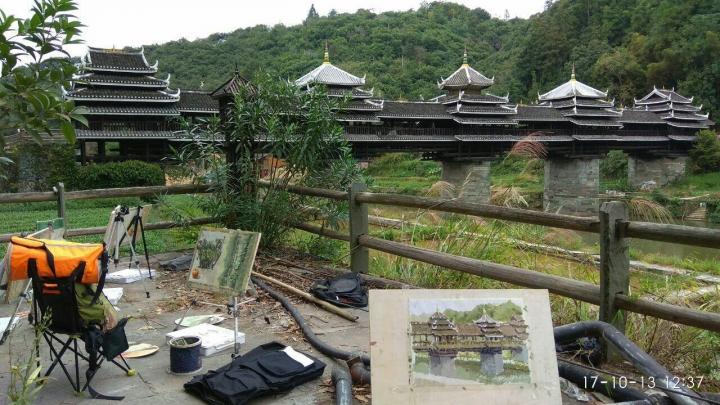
[0, 195, 207, 257]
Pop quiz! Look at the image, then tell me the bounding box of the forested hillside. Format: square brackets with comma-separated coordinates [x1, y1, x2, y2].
[144, 0, 720, 117]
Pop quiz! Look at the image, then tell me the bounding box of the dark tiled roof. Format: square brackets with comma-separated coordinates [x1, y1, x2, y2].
[66, 87, 180, 102]
[456, 135, 571, 142]
[636, 87, 693, 105]
[378, 101, 451, 119]
[450, 104, 517, 115]
[619, 136, 669, 142]
[210, 71, 253, 99]
[568, 118, 623, 127]
[85, 47, 157, 73]
[438, 92, 509, 104]
[661, 112, 708, 121]
[345, 134, 454, 142]
[572, 134, 622, 141]
[561, 107, 621, 117]
[658, 89, 693, 103]
[619, 110, 665, 124]
[326, 87, 374, 98]
[78, 105, 180, 116]
[453, 116, 518, 125]
[179, 91, 219, 113]
[668, 135, 698, 141]
[551, 98, 614, 108]
[516, 106, 566, 122]
[76, 73, 169, 88]
[76, 129, 177, 139]
[342, 100, 383, 111]
[336, 113, 381, 123]
[666, 120, 713, 129]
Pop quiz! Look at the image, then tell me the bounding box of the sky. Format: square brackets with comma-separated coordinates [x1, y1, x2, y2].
[409, 298, 523, 315]
[0, 0, 545, 57]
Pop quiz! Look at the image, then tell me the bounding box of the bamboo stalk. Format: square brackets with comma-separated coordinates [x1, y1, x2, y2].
[251, 272, 358, 322]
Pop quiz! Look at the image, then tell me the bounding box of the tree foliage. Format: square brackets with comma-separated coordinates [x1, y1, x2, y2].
[145, 0, 720, 117]
[0, 0, 86, 147]
[171, 75, 363, 248]
[689, 130, 720, 174]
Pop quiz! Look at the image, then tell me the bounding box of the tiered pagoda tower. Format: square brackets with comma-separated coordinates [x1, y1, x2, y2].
[66, 47, 218, 162]
[633, 87, 713, 130]
[435, 49, 517, 126]
[294, 44, 383, 125]
[537, 66, 621, 129]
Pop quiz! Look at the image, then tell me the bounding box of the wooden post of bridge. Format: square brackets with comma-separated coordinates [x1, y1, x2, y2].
[599, 201, 630, 361]
[349, 183, 369, 274]
[54, 182, 66, 232]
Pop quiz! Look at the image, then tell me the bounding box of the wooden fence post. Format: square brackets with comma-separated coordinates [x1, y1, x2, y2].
[54, 182, 66, 227]
[349, 183, 369, 273]
[599, 201, 630, 345]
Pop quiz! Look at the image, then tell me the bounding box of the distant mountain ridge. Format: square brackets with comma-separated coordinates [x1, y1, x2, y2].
[142, 0, 720, 119]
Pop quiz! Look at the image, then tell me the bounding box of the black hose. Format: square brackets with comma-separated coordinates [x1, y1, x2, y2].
[331, 364, 353, 405]
[558, 361, 660, 404]
[252, 277, 371, 366]
[554, 321, 702, 405]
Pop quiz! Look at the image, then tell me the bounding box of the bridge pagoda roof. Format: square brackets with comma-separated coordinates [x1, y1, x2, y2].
[539, 66, 607, 101]
[83, 47, 158, 74]
[632, 87, 713, 129]
[73, 72, 170, 89]
[179, 91, 220, 114]
[295, 44, 366, 88]
[438, 49, 494, 90]
[64, 87, 181, 102]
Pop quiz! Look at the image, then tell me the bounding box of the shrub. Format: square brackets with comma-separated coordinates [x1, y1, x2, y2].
[689, 130, 720, 174]
[601, 150, 628, 181]
[72, 160, 165, 190]
[366, 153, 440, 177]
[0, 142, 77, 192]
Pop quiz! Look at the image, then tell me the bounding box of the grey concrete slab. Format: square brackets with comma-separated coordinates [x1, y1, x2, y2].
[0, 257, 366, 405]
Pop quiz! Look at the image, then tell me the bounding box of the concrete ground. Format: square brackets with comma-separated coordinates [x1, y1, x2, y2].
[0, 250, 606, 405]
[0, 251, 368, 404]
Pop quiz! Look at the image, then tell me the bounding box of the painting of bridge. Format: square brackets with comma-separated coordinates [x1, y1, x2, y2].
[409, 298, 530, 386]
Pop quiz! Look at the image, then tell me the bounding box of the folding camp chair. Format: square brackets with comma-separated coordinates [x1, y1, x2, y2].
[8, 236, 136, 400]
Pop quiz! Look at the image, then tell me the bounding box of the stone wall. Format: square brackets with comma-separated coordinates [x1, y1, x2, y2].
[544, 157, 600, 216]
[628, 156, 687, 189]
[440, 161, 492, 203]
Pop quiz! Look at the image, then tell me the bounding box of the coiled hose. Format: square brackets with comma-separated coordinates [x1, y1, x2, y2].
[252, 276, 371, 385]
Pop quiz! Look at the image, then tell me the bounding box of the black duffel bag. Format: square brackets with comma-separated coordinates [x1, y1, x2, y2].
[310, 272, 368, 308]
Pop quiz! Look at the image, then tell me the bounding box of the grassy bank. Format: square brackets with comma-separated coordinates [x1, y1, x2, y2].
[0, 195, 206, 257]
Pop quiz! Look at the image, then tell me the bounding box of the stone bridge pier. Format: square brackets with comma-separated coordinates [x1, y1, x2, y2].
[429, 350, 457, 378]
[510, 346, 528, 363]
[480, 347, 504, 376]
[628, 156, 688, 189]
[544, 156, 600, 216]
[440, 160, 492, 203]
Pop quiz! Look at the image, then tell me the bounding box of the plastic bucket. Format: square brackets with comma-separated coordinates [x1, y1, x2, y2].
[168, 336, 202, 375]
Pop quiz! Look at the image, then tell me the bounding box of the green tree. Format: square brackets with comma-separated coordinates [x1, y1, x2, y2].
[688, 130, 720, 174]
[0, 0, 86, 172]
[172, 75, 363, 248]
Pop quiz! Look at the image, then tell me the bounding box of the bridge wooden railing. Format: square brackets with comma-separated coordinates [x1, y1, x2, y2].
[2, 182, 720, 335]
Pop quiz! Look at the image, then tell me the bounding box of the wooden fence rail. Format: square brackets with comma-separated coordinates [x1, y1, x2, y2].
[2, 182, 720, 336]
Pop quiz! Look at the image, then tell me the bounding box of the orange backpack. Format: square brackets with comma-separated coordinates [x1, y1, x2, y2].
[8, 237, 109, 303]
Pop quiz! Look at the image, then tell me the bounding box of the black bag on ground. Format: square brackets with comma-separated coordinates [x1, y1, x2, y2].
[310, 272, 368, 308]
[184, 342, 326, 405]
